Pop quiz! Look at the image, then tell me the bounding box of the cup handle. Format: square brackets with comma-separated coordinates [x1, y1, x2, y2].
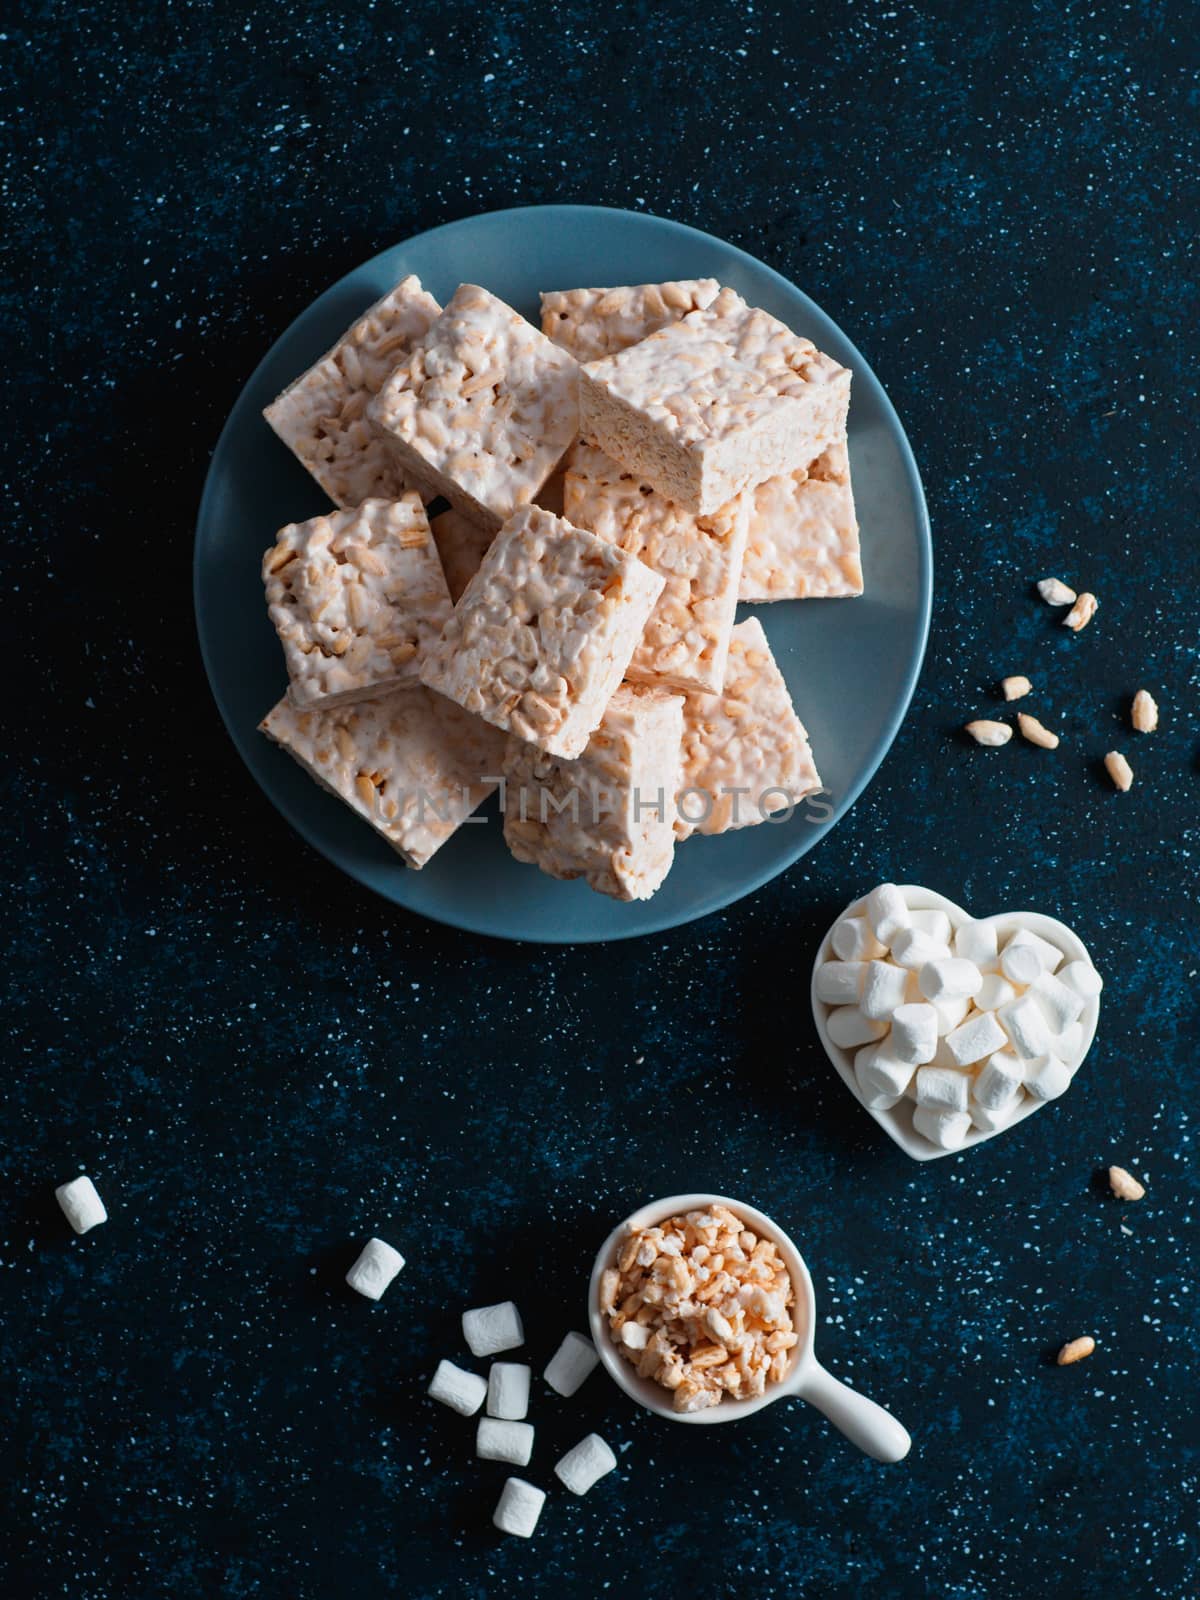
[794, 1360, 911, 1462]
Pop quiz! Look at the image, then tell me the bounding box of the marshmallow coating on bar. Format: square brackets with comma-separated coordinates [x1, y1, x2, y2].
[540, 278, 720, 362]
[262, 496, 453, 709]
[259, 687, 506, 869]
[419, 505, 665, 759]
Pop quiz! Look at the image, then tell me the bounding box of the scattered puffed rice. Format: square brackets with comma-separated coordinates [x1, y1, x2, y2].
[1131, 690, 1158, 733]
[1001, 675, 1032, 701]
[965, 719, 1012, 747]
[1037, 577, 1077, 606]
[493, 1477, 545, 1539]
[55, 1175, 107, 1235]
[1108, 1165, 1146, 1201]
[345, 1237, 405, 1300]
[1062, 592, 1097, 632]
[1104, 750, 1134, 792]
[1056, 1336, 1095, 1366]
[1017, 713, 1060, 749]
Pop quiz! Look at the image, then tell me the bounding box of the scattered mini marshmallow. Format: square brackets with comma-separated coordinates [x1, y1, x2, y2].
[1030, 971, 1085, 1034]
[965, 719, 1012, 747]
[889, 926, 950, 972]
[1062, 591, 1098, 632]
[1037, 577, 1077, 606]
[931, 993, 971, 1037]
[855, 1043, 916, 1105]
[954, 920, 999, 970]
[428, 1359, 488, 1417]
[1131, 690, 1159, 733]
[477, 1417, 535, 1466]
[1024, 1053, 1072, 1101]
[998, 994, 1055, 1060]
[832, 915, 886, 963]
[977, 973, 1018, 1012]
[1105, 750, 1134, 791]
[826, 1006, 888, 1050]
[1001, 675, 1032, 701]
[1017, 712, 1060, 749]
[918, 957, 983, 1004]
[544, 1332, 599, 1397]
[866, 883, 911, 945]
[555, 1433, 617, 1496]
[973, 1050, 1025, 1110]
[889, 1002, 940, 1065]
[1108, 1165, 1146, 1201]
[487, 1363, 531, 1421]
[55, 1175, 107, 1236]
[906, 909, 950, 942]
[945, 1010, 1009, 1068]
[914, 1065, 970, 1113]
[345, 1237, 405, 1301]
[912, 1105, 972, 1150]
[463, 1301, 524, 1358]
[1006, 927, 1064, 974]
[1060, 959, 1103, 1000]
[814, 961, 867, 1005]
[999, 943, 1042, 987]
[860, 959, 910, 1020]
[493, 1477, 546, 1539]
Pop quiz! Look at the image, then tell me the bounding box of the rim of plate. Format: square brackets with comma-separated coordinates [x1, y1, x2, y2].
[194, 204, 933, 943]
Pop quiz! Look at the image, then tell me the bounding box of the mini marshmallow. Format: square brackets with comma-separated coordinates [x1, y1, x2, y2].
[954, 920, 999, 969]
[912, 1105, 972, 1150]
[973, 1051, 1025, 1110]
[463, 1301, 524, 1357]
[1030, 971, 1085, 1035]
[910, 908, 953, 944]
[555, 1433, 617, 1496]
[428, 1359, 488, 1416]
[914, 1065, 970, 1113]
[345, 1237, 405, 1301]
[970, 1096, 1023, 1133]
[860, 959, 910, 1020]
[999, 943, 1042, 987]
[945, 1010, 1009, 1068]
[814, 960, 867, 1005]
[1006, 927, 1064, 974]
[977, 973, 1018, 1012]
[493, 1477, 545, 1539]
[55, 1175, 107, 1236]
[1024, 1053, 1072, 1101]
[1060, 960, 1103, 999]
[889, 1002, 940, 1065]
[832, 915, 886, 963]
[487, 1363, 531, 1420]
[998, 994, 1055, 1060]
[1056, 1021, 1086, 1066]
[826, 1006, 888, 1050]
[867, 883, 912, 945]
[477, 1418, 535, 1466]
[919, 957, 983, 1004]
[855, 1043, 915, 1103]
[889, 927, 951, 972]
[932, 994, 970, 1036]
[544, 1332, 599, 1397]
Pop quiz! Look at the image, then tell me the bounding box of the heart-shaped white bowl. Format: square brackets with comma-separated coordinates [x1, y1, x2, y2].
[811, 885, 1101, 1161]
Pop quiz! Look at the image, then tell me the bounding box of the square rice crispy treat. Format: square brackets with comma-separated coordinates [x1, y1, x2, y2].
[263, 274, 441, 508]
[369, 285, 580, 532]
[420, 505, 664, 758]
[739, 440, 862, 601]
[262, 496, 453, 709]
[259, 686, 506, 869]
[540, 279, 720, 362]
[563, 442, 748, 694]
[430, 508, 496, 604]
[676, 617, 822, 838]
[580, 287, 850, 516]
[503, 685, 684, 901]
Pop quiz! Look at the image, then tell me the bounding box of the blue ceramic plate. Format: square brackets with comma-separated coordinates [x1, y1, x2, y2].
[194, 205, 931, 943]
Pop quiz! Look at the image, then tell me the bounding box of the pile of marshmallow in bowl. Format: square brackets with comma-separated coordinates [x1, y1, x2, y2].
[813, 883, 1104, 1152]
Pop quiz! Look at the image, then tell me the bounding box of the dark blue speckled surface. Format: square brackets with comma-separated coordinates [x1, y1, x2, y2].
[4, 3, 1198, 1597]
